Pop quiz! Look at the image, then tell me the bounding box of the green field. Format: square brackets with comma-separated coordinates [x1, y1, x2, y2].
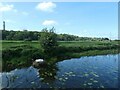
[2, 41, 40, 50]
[1, 40, 119, 50]
[2, 40, 120, 71]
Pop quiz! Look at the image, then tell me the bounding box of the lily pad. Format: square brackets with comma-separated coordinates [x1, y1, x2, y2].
[83, 84, 87, 86]
[46, 83, 49, 85]
[90, 78, 94, 81]
[84, 73, 89, 77]
[100, 85, 104, 88]
[93, 80, 98, 83]
[88, 83, 92, 85]
[65, 77, 68, 80]
[54, 76, 58, 79]
[40, 78, 44, 81]
[95, 75, 99, 77]
[31, 82, 35, 84]
[62, 79, 66, 82]
[59, 78, 63, 81]
[93, 73, 99, 77]
[49, 73, 52, 76]
[65, 72, 74, 76]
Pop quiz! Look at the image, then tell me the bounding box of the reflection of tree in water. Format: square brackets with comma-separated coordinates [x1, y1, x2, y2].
[2, 60, 31, 72]
[38, 64, 58, 83]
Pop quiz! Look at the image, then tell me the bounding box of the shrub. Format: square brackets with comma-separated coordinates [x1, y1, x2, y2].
[39, 27, 58, 58]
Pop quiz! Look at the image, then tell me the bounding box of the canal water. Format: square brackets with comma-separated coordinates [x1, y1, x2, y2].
[0, 54, 119, 88]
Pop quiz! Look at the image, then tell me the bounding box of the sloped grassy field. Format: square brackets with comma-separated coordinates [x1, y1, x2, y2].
[1, 40, 119, 50]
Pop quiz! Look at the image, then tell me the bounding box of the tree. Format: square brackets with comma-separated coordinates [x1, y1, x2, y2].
[39, 27, 58, 58]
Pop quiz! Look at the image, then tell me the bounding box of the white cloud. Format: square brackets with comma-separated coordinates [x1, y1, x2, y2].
[0, 3, 16, 12]
[42, 20, 57, 26]
[36, 2, 56, 12]
[22, 11, 29, 16]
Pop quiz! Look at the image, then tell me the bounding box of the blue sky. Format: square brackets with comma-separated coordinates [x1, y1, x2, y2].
[0, 2, 118, 39]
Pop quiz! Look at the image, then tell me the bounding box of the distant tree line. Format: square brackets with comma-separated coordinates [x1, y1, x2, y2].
[2, 30, 39, 41]
[1, 30, 109, 41]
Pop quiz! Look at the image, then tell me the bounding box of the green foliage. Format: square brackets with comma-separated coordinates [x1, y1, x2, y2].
[2, 45, 44, 71]
[2, 40, 119, 71]
[1, 30, 110, 41]
[1, 30, 40, 40]
[39, 27, 58, 58]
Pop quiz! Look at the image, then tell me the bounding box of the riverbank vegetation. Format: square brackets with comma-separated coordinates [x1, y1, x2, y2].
[1, 29, 120, 71]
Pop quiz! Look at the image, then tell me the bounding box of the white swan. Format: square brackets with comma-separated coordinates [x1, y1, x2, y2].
[35, 59, 44, 63]
[32, 59, 45, 67]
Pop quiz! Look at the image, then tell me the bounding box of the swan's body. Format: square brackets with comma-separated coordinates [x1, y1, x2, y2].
[35, 59, 44, 62]
[32, 59, 46, 67]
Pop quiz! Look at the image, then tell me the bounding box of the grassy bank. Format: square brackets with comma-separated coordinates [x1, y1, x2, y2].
[68, 49, 119, 58]
[2, 40, 120, 71]
[1, 40, 119, 50]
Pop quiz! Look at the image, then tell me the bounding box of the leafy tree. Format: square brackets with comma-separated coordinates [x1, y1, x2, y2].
[1, 29, 110, 41]
[39, 27, 58, 58]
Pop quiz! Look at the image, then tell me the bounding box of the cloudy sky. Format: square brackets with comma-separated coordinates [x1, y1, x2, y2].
[0, 2, 118, 39]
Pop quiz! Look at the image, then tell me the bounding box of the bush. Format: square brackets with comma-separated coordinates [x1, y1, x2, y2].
[39, 27, 58, 58]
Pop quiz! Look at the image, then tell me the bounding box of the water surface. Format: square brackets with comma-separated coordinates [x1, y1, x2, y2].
[0, 54, 118, 88]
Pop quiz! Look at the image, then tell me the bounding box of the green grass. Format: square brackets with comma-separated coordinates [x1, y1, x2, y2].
[2, 41, 40, 50]
[70, 49, 118, 58]
[2, 40, 120, 71]
[59, 41, 118, 47]
[1, 40, 119, 50]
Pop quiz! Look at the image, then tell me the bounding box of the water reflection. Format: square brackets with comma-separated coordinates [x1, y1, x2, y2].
[1, 54, 119, 88]
[1, 63, 59, 88]
[38, 64, 58, 83]
[1, 66, 40, 88]
[2, 61, 32, 72]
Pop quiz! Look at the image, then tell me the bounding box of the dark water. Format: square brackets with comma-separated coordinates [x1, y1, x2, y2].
[0, 54, 119, 88]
